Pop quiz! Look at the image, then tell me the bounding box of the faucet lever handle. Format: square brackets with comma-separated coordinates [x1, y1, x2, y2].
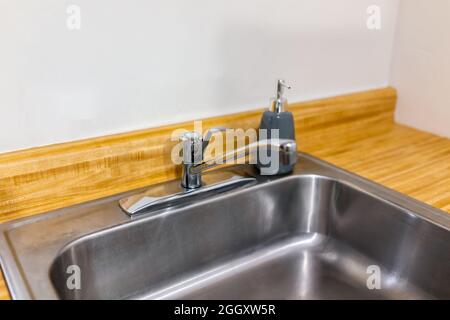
[203, 127, 227, 151]
[180, 131, 203, 164]
[204, 127, 227, 142]
[179, 128, 227, 164]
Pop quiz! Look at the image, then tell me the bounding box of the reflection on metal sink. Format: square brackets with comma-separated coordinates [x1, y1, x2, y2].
[0, 153, 449, 299]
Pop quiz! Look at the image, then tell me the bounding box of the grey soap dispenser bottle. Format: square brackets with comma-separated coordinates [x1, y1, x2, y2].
[257, 79, 296, 174]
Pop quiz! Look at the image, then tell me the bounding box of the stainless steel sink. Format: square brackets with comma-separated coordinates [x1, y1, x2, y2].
[1, 153, 449, 299]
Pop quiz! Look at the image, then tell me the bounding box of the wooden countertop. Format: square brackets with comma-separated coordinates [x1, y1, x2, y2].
[1, 87, 449, 299]
[307, 123, 450, 212]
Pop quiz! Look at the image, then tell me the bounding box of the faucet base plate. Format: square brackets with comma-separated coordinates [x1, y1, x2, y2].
[119, 171, 257, 217]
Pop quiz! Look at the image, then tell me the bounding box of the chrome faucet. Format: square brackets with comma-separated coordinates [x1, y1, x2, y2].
[119, 127, 297, 216]
[179, 128, 297, 189]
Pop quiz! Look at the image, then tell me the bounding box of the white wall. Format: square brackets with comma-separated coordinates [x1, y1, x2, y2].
[0, 0, 399, 153]
[391, 0, 450, 138]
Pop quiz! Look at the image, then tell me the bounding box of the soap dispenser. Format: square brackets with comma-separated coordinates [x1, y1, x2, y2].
[257, 79, 296, 174]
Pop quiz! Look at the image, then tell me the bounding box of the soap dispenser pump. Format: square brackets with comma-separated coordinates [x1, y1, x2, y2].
[258, 79, 296, 174]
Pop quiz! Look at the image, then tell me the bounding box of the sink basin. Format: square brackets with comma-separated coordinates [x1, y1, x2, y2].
[1, 153, 449, 299]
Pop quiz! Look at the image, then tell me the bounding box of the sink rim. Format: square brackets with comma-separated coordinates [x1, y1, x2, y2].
[0, 152, 449, 300]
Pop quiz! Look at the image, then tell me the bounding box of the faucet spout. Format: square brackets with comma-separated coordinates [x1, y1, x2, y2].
[180, 128, 297, 189]
[189, 139, 297, 175]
